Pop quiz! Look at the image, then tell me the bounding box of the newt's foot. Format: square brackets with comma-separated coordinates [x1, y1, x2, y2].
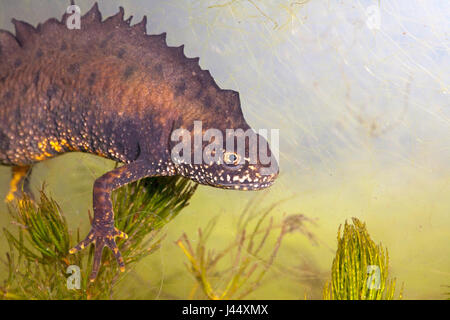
[69, 226, 128, 282]
[5, 189, 34, 203]
[6, 165, 34, 203]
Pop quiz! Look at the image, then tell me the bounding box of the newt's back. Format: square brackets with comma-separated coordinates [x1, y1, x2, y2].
[0, 38, 144, 165]
[0, 6, 175, 166]
[0, 5, 245, 166]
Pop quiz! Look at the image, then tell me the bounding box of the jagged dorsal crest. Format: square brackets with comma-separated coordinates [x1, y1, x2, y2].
[0, 30, 21, 75]
[11, 19, 38, 46]
[0, 3, 246, 120]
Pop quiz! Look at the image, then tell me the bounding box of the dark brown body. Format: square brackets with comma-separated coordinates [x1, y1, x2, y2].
[0, 4, 278, 280]
[0, 5, 245, 168]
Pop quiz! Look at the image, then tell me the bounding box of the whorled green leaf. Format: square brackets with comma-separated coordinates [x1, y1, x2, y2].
[323, 217, 403, 300]
[0, 175, 197, 300]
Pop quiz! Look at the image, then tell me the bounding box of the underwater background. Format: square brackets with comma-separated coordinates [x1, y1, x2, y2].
[0, 0, 449, 299]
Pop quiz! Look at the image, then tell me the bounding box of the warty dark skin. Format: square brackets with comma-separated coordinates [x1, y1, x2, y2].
[0, 3, 278, 280]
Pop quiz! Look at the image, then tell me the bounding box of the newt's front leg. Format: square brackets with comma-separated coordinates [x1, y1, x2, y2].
[69, 159, 175, 281]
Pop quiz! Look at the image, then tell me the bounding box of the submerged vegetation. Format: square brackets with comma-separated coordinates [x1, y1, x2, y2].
[0, 183, 409, 300]
[0, 181, 442, 300]
[0, 176, 197, 300]
[323, 217, 403, 300]
[0, 185, 319, 300]
[177, 199, 317, 299]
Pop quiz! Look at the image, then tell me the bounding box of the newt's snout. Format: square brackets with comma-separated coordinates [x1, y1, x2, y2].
[175, 131, 279, 191]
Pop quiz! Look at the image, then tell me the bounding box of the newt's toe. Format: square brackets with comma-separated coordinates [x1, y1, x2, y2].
[69, 230, 95, 254]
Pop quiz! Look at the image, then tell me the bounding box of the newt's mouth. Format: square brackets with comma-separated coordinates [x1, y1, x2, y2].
[206, 172, 278, 191]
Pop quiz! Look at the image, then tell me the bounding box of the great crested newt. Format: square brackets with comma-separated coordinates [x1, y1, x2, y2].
[0, 3, 278, 281]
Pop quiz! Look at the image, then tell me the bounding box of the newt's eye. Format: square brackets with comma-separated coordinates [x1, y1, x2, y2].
[224, 152, 240, 165]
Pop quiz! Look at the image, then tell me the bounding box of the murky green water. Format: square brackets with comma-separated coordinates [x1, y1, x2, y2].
[0, 0, 449, 299]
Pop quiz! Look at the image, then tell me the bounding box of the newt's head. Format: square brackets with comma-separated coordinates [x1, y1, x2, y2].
[171, 119, 279, 191]
[205, 131, 279, 191]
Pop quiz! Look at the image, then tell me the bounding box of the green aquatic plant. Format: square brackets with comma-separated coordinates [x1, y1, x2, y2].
[177, 198, 317, 300]
[323, 217, 402, 300]
[0, 176, 197, 300]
